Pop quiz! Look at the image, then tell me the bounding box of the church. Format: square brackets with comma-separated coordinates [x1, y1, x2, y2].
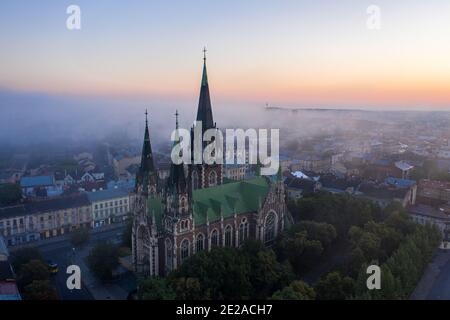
[131, 53, 289, 277]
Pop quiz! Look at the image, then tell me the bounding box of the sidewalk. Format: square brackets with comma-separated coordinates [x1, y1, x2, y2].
[410, 249, 450, 300]
[73, 244, 129, 300]
[9, 222, 126, 252]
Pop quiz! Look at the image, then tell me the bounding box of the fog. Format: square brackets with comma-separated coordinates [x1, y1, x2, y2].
[1, 88, 447, 155]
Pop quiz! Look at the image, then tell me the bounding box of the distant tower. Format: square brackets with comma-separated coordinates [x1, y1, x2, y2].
[189, 48, 223, 190]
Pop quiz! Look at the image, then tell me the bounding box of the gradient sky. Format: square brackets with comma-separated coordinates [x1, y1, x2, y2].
[1, 0, 450, 110]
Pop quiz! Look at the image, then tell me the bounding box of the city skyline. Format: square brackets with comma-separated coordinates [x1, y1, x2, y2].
[1, 0, 450, 111]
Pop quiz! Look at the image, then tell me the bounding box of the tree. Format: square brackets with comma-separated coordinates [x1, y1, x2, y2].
[170, 247, 252, 300]
[274, 230, 323, 275]
[11, 247, 43, 272]
[170, 277, 209, 300]
[297, 221, 337, 247]
[0, 183, 21, 206]
[138, 277, 176, 300]
[315, 272, 355, 300]
[87, 241, 119, 281]
[271, 281, 316, 300]
[70, 227, 90, 247]
[242, 240, 294, 299]
[23, 280, 58, 300]
[17, 259, 50, 289]
[122, 217, 133, 248]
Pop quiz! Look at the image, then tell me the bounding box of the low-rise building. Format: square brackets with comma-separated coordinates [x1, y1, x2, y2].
[418, 179, 450, 206]
[284, 175, 320, 200]
[224, 164, 247, 181]
[358, 178, 417, 208]
[409, 204, 450, 240]
[113, 155, 141, 180]
[87, 189, 131, 228]
[20, 175, 62, 198]
[0, 236, 21, 300]
[0, 194, 91, 246]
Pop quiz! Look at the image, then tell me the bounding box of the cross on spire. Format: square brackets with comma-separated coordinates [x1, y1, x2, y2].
[145, 109, 148, 125]
[203, 47, 207, 62]
[175, 110, 179, 129]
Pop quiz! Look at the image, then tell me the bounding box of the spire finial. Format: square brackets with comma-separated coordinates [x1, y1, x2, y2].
[203, 47, 207, 62]
[175, 110, 179, 129]
[145, 109, 148, 125]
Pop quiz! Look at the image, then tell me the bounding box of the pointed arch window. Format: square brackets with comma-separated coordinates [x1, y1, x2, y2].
[180, 196, 187, 214]
[181, 239, 190, 262]
[225, 225, 233, 247]
[264, 212, 277, 244]
[196, 233, 205, 252]
[210, 229, 219, 247]
[192, 171, 199, 189]
[239, 218, 249, 246]
[208, 171, 217, 187]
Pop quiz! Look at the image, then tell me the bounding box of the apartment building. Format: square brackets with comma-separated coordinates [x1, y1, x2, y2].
[0, 194, 91, 246]
[87, 188, 131, 228]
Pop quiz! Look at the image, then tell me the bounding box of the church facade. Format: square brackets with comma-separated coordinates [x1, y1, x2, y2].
[131, 55, 289, 277]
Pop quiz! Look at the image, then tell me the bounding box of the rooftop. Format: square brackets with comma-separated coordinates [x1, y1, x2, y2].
[409, 204, 450, 220]
[0, 194, 90, 219]
[147, 176, 270, 231]
[385, 177, 416, 188]
[20, 175, 54, 188]
[395, 160, 414, 171]
[87, 188, 129, 203]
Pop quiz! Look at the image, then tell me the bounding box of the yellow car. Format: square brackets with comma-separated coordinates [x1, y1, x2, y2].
[47, 261, 59, 275]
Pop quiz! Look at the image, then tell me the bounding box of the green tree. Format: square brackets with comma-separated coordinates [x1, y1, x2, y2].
[87, 241, 119, 281]
[138, 277, 176, 300]
[122, 217, 133, 248]
[171, 247, 252, 300]
[274, 230, 324, 275]
[315, 272, 355, 300]
[17, 259, 50, 288]
[0, 183, 21, 206]
[242, 240, 294, 299]
[297, 221, 337, 247]
[271, 281, 316, 300]
[70, 227, 90, 247]
[170, 277, 210, 300]
[11, 247, 43, 272]
[23, 280, 58, 300]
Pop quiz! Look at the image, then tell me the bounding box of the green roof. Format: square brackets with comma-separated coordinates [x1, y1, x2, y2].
[192, 176, 270, 225]
[147, 176, 271, 231]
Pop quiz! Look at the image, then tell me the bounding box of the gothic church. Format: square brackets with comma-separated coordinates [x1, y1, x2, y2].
[132, 54, 289, 277]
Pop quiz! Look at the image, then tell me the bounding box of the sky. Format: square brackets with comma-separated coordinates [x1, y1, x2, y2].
[1, 0, 450, 136]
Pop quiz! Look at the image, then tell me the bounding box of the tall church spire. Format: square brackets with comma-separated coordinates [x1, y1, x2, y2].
[196, 47, 215, 130]
[136, 109, 157, 194]
[167, 111, 187, 193]
[140, 109, 155, 173]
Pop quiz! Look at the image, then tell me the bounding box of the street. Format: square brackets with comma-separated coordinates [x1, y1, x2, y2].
[11, 224, 128, 300]
[411, 249, 450, 300]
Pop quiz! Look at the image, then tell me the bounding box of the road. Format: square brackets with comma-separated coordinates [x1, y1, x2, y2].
[11, 224, 127, 300]
[411, 249, 450, 300]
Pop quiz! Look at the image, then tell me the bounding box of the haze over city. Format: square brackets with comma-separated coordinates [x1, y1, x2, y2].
[3, 0, 450, 307]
